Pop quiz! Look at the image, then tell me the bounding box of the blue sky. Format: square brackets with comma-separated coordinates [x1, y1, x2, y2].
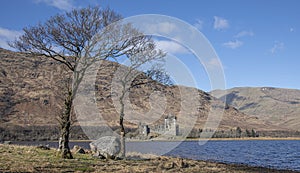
[0, 0, 299, 91]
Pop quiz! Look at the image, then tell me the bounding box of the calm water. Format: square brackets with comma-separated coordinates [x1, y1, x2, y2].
[13, 140, 300, 171]
[168, 140, 300, 171]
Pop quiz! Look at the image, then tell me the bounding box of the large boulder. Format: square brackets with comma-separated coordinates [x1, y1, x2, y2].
[90, 136, 121, 159]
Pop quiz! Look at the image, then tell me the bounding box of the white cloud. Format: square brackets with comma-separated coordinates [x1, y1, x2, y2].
[194, 19, 204, 30]
[158, 22, 177, 34]
[213, 16, 229, 30]
[0, 27, 23, 50]
[208, 58, 221, 68]
[156, 22, 177, 34]
[203, 58, 226, 72]
[290, 28, 295, 32]
[143, 22, 177, 35]
[270, 41, 284, 54]
[235, 31, 254, 38]
[34, 0, 74, 11]
[222, 40, 243, 49]
[155, 40, 189, 54]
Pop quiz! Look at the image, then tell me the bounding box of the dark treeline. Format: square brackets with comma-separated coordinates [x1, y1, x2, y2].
[1, 126, 300, 141]
[187, 127, 259, 138]
[0, 126, 83, 141]
[187, 127, 300, 138]
[0, 125, 139, 141]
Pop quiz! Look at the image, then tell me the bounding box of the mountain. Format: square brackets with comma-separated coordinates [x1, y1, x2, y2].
[0, 48, 286, 140]
[211, 87, 300, 130]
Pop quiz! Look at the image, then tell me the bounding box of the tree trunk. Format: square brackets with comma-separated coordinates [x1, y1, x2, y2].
[119, 113, 126, 158]
[57, 90, 73, 159]
[117, 86, 127, 158]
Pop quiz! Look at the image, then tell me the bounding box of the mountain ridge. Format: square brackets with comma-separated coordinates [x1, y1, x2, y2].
[211, 87, 300, 130]
[0, 48, 293, 140]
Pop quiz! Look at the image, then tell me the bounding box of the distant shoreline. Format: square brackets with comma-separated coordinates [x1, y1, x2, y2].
[126, 137, 300, 142]
[123, 137, 300, 142]
[69, 137, 300, 142]
[7, 137, 300, 144]
[186, 137, 300, 141]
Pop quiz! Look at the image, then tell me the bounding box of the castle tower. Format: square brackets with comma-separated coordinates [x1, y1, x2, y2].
[164, 115, 178, 136]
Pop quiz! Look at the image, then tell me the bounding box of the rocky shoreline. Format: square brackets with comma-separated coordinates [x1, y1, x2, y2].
[0, 144, 299, 173]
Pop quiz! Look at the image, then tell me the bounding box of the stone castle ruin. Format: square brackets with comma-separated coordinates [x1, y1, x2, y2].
[138, 115, 179, 137]
[163, 115, 179, 136]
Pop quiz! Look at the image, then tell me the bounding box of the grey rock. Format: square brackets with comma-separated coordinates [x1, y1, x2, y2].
[71, 145, 85, 154]
[90, 136, 120, 159]
[3, 141, 12, 145]
[92, 151, 106, 159]
[36, 144, 50, 150]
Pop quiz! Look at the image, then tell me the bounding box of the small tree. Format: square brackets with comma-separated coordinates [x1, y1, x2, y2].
[246, 129, 251, 137]
[251, 129, 258, 137]
[10, 6, 154, 159]
[236, 127, 242, 138]
[111, 45, 171, 157]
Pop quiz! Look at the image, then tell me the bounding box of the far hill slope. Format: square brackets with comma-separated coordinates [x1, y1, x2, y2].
[211, 87, 300, 130]
[0, 49, 285, 140]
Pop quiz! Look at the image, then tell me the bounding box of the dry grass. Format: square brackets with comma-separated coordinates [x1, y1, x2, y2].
[0, 144, 298, 173]
[126, 151, 158, 159]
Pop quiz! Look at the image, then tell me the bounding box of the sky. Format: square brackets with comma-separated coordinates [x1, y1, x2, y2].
[0, 0, 299, 92]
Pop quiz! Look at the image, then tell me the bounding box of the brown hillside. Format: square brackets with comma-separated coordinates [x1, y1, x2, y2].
[211, 87, 300, 130]
[0, 48, 283, 140]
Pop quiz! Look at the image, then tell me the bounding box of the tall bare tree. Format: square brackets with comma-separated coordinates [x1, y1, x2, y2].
[10, 6, 121, 159]
[10, 6, 158, 159]
[111, 40, 173, 157]
[10, 5, 170, 159]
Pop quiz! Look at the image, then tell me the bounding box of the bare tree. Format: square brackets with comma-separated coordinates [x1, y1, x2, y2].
[10, 5, 170, 159]
[111, 38, 172, 157]
[236, 126, 242, 138]
[9, 6, 155, 159]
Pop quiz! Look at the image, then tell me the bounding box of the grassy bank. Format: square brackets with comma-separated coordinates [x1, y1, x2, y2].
[0, 144, 299, 173]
